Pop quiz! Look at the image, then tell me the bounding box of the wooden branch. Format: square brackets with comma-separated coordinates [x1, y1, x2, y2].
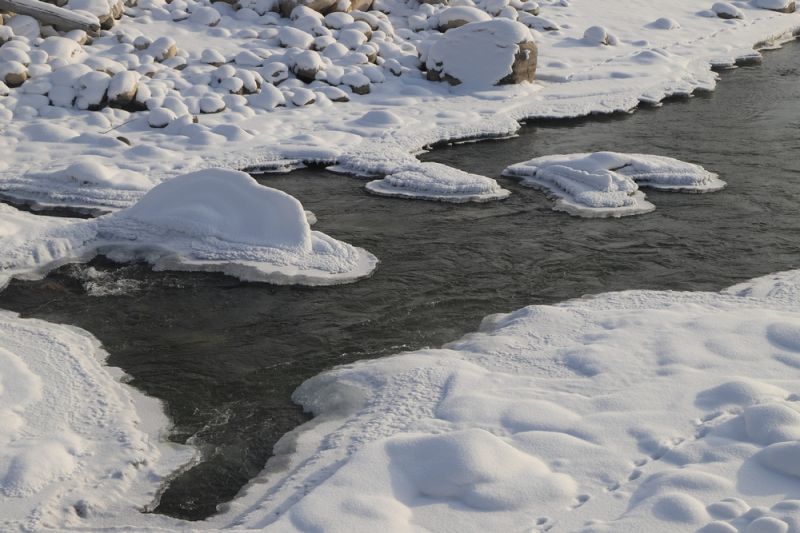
[0, 0, 100, 34]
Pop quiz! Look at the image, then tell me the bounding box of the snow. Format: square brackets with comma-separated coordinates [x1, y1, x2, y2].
[214, 269, 800, 533]
[503, 151, 725, 217]
[713, 2, 745, 19]
[0, 0, 798, 530]
[0, 0, 793, 212]
[366, 161, 510, 202]
[753, 0, 796, 11]
[0, 310, 194, 532]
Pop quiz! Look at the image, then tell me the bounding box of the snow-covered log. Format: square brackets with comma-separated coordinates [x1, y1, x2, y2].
[0, 0, 100, 34]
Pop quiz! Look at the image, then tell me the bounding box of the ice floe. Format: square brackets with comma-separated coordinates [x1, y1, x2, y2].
[503, 151, 725, 217]
[365, 162, 510, 203]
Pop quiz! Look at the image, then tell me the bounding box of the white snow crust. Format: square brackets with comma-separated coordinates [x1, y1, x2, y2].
[0, 310, 194, 532]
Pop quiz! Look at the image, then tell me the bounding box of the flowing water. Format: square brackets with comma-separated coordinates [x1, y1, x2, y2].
[2, 42, 800, 520]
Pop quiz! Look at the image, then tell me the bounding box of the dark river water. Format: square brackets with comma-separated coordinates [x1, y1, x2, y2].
[2, 42, 800, 520]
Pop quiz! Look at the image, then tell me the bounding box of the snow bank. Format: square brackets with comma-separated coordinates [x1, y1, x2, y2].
[96, 169, 378, 285]
[365, 162, 510, 203]
[218, 269, 800, 533]
[503, 152, 725, 217]
[0, 311, 193, 532]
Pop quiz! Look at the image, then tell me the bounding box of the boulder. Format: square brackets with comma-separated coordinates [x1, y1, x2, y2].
[425, 19, 536, 87]
[435, 6, 491, 31]
[751, 0, 795, 12]
[147, 36, 177, 62]
[347, 0, 372, 11]
[107, 70, 140, 108]
[279, 0, 337, 17]
[712, 2, 744, 18]
[0, 60, 27, 87]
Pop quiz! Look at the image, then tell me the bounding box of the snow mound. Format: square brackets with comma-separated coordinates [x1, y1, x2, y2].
[0, 311, 193, 531]
[366, 162, 510, 203]
[97, 169, 378, 285]
[503, 152, 725, 217]
[5, 154, 153, 211]
[34, 158, 151, 191]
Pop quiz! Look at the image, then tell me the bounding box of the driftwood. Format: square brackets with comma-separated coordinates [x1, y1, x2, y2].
[0, 0, 100, 33]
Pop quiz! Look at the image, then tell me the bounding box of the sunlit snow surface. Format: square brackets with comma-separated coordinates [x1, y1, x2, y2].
[219, 270, 800, 533]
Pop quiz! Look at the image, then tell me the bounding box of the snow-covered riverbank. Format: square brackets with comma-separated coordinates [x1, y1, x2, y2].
[0, 0, 799, 211]
[2, 0, 800, 531]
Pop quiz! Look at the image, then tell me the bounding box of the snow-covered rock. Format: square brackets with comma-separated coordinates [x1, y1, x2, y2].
[584, 25, 616, 45]
[712, 2, 745, 19]
[96, 169, 378, 284]
[0, 60, 27, 88]
[366, 162, 510, 203]
[435, 6, 492, 31]
[752, 0, 796, 13]
[503, 152, 725, 217]
[426, 19, 537, 87]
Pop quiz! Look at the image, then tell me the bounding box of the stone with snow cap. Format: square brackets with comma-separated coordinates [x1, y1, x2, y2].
[95, 169, 378, 285]
[752, 0, 796, 12]
[426, 19, 537, 87]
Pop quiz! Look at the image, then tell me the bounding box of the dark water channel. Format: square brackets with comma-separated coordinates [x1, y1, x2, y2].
[3, 42, 800, 520]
